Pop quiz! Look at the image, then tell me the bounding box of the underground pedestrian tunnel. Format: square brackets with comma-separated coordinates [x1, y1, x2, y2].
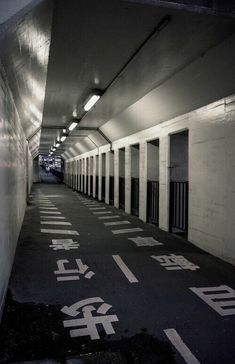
[0, 0, 235, 363]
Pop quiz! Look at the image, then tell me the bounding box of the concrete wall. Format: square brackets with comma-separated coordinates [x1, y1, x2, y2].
[147, 142, 159, 181]
[65, 94, 235, 266]
[131, 146, 139, 178]
[0, 64, 32, 319]
[170, 133, 188, 181]
[119, 149, 125, 177]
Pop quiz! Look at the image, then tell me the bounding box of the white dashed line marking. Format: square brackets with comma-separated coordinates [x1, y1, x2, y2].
[164, 328, 200, 364]
[93, 211, 112, 215]
[111, 228, 143, 234]
[41, 229, 79, 235]
[41, 216, 66, 219]
[104, 221, 131, 226]
[40, 221, 72, 226]
[40, 211, 61, 214]
[89, 207, 106, 210]
[39, 207, 58, 210]
[112, 255, 138, 283]
[98, 215, 120, 220]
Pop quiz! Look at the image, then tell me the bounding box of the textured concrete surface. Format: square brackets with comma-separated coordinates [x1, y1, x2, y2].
[0, 183, 235, 363]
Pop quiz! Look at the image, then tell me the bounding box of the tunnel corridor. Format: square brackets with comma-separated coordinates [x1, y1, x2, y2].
[0, 0, 235, 363]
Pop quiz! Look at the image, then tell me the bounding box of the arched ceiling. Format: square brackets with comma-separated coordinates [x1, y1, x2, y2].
[0, 0, 235, 159]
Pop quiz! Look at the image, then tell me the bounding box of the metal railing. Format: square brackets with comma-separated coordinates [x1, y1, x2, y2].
[131, 178, 139, 216]
[170, 181, 188, 234]
[109, 176, 114, 205]
[102, 176, 106, 201]
[90, 175, 93, 195]
[147, 180, 159, 225]
[119, 177, 125, 209]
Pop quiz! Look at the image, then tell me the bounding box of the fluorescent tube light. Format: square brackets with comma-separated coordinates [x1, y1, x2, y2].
[68, 121, 78, 131]
[84, 93, 101, 111]
[56, 142, 60, 148]
[61, 135, 67, 142]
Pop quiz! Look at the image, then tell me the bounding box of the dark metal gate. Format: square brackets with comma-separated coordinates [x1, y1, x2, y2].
[90, 175, 93, 195]
[170, 181, 188, 234]
[86, 176, 88, 194]
[102, 176, 106, 201]
[131, 178, 139, 216]
[96, 176, 98, 198]
[147, 180, 159, 225]
[119, 177, 125, 209]
[109, 176, 114, 205]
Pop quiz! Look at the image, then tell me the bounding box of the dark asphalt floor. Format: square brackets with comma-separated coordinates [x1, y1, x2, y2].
[0, 183, 235, 364]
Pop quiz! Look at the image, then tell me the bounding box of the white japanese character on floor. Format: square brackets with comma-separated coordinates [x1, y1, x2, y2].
[62, 297, 119, 340]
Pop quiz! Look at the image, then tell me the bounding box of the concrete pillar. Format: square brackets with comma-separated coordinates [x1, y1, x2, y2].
[159, 135, 170, 231]
[114, 149, 119, 208]
[139, 142, 147, 222]
[98, 153, 102, 200]
[105, 152, 110, 204]
[125, 145, 131, 214]
[84, 158, 87, 194]
[77, 160, 80, 191]
[88, 157, 91, 196]
[81, 159, 84, 192]
[93, 155, 96, 198]
[73, 161, 76, 190]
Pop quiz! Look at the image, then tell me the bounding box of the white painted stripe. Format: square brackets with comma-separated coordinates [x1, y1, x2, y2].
[39, 202, 54, 205]
[112, 255, 138, 283]
[40, 211, 61, 214]
[40, 206, 55, 208]
[42, 195, 63, 197]
[111, 228, 143, 234]
[164, 329, 200, 364]
[41, 216, 66, 219]
[93, 211, 112, 215]
[89, 207, 106, 210]
[41, 229, 79, 235]
[40, 221, 72, 226]
[39, 207, 58, 210]
[104, 220, 131, 226]
[85, 204, 100, 207]
[57, 276, 80, 281]
[98, 215, 120, 220]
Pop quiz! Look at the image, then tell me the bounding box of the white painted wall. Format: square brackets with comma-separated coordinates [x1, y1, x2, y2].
[131, 146, 139, 178]
[147, 142, 159, 181]
[0, 65, 33, 319]
[170, 133, 188, 182]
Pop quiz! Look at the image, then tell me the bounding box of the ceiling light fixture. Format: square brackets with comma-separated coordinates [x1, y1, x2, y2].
[55, 142, 60, 148]
[61, 135, 67, 142]
[84, 90, 102, 111]
[68, 121, 78, 131]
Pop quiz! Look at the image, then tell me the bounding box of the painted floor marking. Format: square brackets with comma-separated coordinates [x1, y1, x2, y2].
[41, 216, 66, 219]
[190, 285, 235, 316]
[112, 255, 138, 283]
[164, 328, 200, 364]
[42, 195, 63, 197]
[39, 207, 58, 210]
[98, 215, 120, 220]
[40, 205, 55, 207]
[89, 207, 106, 210]
[40, 221, 72, 226]
[93, 211, 112, 215]
[40, 211, 61, 214]
[104, 220, 131, 226]
[128, 236, 163, 246]
[41, 229, 79, 235]
[111, 227, 143, 235]
[151, 254, 199, 271]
